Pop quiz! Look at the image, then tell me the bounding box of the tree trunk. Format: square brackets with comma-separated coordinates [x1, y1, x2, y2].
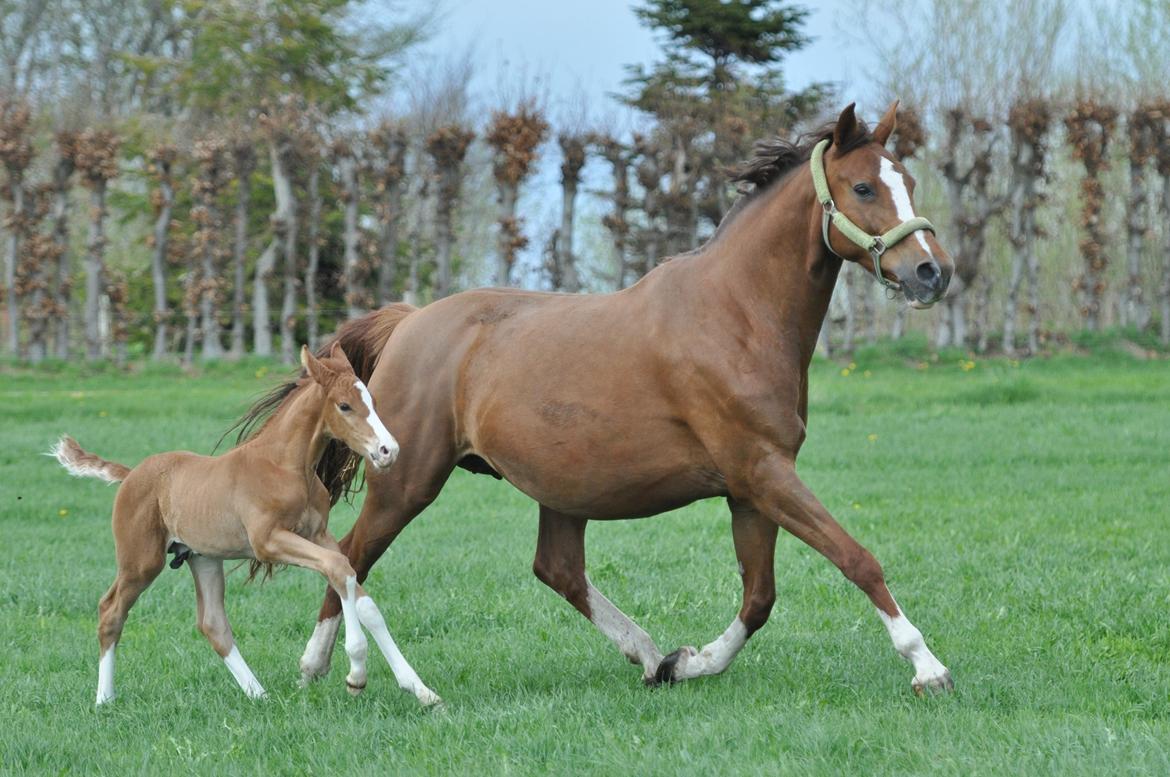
[1160, 172, 1170, 345]
[842, 264, 856, 354]
[229, 146, 254, 358]
[1066, 101, 1118, 333]
[597, 138, 632, 290]
[1123, 108, 1156, 331]
[150, 160, 174, 360]
[494, 183, 519, 286]
[339, 150, 363, 319]
[305, 162, 321, 350]
[555, 135, 586, 292]
[425, 126, 474, 300]
[4, 175, 24, 356]
[83, 184, 107, 360]
[372, 127, 407, 305]
[274, 143, 298, 364]
[50, 147, 75, 359]
[252, 240, 277, 357]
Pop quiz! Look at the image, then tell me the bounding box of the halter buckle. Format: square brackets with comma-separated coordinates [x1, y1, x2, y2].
[870, 236, 887, 256]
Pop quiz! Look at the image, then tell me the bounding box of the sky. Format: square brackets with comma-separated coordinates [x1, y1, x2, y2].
[413, 0, 881, 122]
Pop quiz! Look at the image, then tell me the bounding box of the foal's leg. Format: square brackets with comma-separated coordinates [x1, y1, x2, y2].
[258, 528, 440, 705]
[188, 556, 265, 699]
[533, 506, 664, 681]
[95, 509, 166, 705]
[654, 501, 778, 684]
[746, 456, 952, 694]
[301, 457, 454, 685]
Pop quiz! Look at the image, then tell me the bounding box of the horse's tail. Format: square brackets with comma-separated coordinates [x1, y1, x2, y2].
[314, 303, 417, 503]
[50, 435, 131, 484]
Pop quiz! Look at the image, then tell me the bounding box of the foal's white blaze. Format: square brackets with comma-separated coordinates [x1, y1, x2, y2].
[876, 603, 950, 690]
[96, 646, 116, 705]
[878, 157, 933, 256]
[223, 644, 267, 699]
[354, 380, 399, 458]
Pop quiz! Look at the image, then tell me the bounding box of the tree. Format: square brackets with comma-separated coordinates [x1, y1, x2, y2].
[553, 133, 587, 292]
[368, 120, 409, 305]
[193, 136, 230, 359]
[1065, 100, 1118, 332]
[146, 143, 177, 360]
[593, 134, 635, 289]
[1123, 105, 1159, 331]
[1003, 99, 1052, 356]
[0, 98, 32, 356]
[229, 137, 256, 358]
[425, 125, 474, 299]
[334, 136, 368, 319]
[485, 104, 548, 287]
[49, 132, 78, 358]
[74, 128, 120, 361]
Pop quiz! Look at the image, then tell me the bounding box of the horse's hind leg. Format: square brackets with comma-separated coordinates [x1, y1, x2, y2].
[188, 556, 265, 699]
[300, 456, 454, 685]
[95, 502, 166, 705]
[653, 500, 777, 684]
[533, 506, 664, 682]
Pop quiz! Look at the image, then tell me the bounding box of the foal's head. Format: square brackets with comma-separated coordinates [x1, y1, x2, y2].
[817, 102, 954, 307]
[300, 343, 399, 470]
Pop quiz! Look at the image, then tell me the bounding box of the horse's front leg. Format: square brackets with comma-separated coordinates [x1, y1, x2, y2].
[744, 451, 952, 695]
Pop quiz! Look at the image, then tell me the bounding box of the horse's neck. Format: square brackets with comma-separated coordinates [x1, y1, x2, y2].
[696, 167, 840, 369]
[251, 382, 329, 481]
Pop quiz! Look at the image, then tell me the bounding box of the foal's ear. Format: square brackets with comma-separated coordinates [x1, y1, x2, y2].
[329, 341, 355, 373]
[873, 100, 899, 147]
[301, 344, 332, 385]
[832, 103, 861, 149]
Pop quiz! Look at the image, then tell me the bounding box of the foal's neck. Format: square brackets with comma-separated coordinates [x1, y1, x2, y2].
[251, 381, 331, 482]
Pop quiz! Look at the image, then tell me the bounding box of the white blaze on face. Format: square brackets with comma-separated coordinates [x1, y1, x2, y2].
[879, 157, 933, 256]
[354, 380, 398, 457]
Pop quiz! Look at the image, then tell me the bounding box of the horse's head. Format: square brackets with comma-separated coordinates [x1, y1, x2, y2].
[815, 102, 953, 308]
[301, 342, 399, 470]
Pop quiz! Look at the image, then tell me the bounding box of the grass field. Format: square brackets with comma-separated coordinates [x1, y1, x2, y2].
[3, 345, 1170, 775]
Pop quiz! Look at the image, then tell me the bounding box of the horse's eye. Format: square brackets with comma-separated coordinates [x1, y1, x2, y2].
[853, 183, 875, 199]
[338, 403, 351, 413]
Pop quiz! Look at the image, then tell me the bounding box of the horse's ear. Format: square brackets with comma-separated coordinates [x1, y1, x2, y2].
[873, 100, 899, 147]
[330, 341, 354, 372]
[301, 345, 331, 385]
[832, 103, 861, 149]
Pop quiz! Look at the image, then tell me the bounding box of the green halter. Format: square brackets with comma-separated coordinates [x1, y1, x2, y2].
[809, 139, 935, 291]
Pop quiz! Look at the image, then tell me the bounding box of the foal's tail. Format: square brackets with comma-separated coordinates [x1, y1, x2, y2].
[50, 435, 130, 484]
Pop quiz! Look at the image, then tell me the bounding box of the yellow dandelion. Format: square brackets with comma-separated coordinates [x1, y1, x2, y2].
[852, 502, 861, 509]
[848, 362, 857, 370]
[59, 508, 69, 517]
[863, 370, 872, 378]
[98, 410, 108, 418]
[840, 368, 851, 377]
[867, 433, 878, 443]
[255, 366, 269, 379]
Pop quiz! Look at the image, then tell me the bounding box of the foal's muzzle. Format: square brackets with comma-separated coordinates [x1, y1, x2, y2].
[368, 441, 399, 470]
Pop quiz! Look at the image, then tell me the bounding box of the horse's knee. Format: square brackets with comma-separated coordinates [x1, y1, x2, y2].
[740, 587, 776, 635]
[533, 557, 587, 606]
[841, 548, 885, 592]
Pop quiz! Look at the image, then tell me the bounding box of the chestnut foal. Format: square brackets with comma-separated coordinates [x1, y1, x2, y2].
[53, 343, 440, 707]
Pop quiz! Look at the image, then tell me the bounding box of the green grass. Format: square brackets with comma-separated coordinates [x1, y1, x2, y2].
[2, 352, 1170, 775]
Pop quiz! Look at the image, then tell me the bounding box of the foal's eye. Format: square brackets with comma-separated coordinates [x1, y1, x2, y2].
[338, 403, 351, 412]
[853, 183, 875, 199]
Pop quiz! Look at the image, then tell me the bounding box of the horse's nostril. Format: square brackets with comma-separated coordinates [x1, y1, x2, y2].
[379, 445, 390, 456]
[916, 261, 940, 285]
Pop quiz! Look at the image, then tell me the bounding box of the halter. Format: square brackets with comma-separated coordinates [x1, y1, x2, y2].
[809, 139, 935, 291]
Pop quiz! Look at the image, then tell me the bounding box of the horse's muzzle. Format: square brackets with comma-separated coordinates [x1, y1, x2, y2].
[369, 442, 399, 470]
[900, 259, 950, 308]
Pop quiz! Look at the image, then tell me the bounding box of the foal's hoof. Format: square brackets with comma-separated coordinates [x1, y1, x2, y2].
[415, 687, 444, 708]
[346, 679, 367, 697]
[645, 646, 697, 687]
[912, 668, 954, 696]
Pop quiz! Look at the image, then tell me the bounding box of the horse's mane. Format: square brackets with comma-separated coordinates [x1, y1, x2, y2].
[728, 118, 873, 195]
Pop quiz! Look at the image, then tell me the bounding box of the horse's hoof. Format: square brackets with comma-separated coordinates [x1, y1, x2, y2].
[346, 679, 367, 697]
[645, 646, 697, 687]
[912, 668, 954, 696]
[417, 688, 444, 708]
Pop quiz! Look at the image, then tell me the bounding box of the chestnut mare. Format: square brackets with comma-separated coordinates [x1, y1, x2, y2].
[278, 103, 956, 700]
[55, 344, 441, 706]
